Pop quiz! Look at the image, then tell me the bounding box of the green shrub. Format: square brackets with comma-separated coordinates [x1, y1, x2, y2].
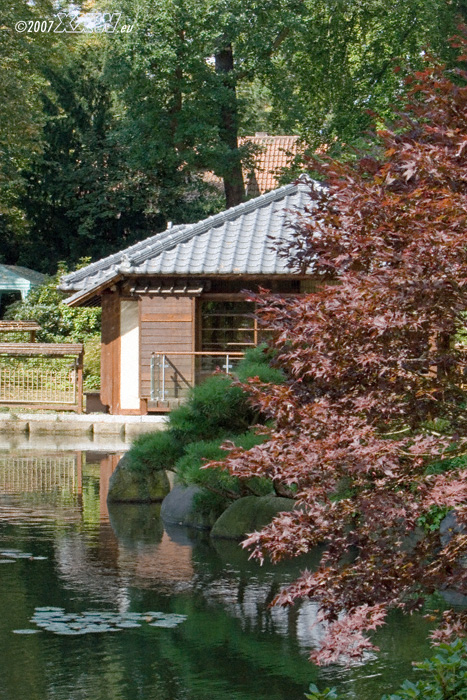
[382, 639, 467, 699]
[175, 439, 239, 493]
[236, 345, 285, 384]
[169, 374, 253, 445]
[169, 346, 284, 446]
[125, 430, 185, 474]
[191, 489, 231, 524]
[305, 687, 339, 700]
[125, 346, 284, 491]
[417, 505, 452, 533]
[83, 335, 101, 390]
[4, 263, 102, 391]
[5, 264, 101, 344]
[175, 430, 272, 499]
[426, 453, 467, 475]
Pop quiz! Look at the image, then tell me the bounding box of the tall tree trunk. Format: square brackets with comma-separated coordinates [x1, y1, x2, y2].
[215, 42, 245, 208]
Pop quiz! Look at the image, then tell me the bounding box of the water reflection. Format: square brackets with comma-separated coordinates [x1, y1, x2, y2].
[0, 450, 121, 525]
[0, 445, 436, 700]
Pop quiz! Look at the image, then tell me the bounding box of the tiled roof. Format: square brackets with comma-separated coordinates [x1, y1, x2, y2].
[0, 264, 45, 289]
[203, 135, 301, 196]
[60, 179, 315, 306]
[242, 135, 301, 196]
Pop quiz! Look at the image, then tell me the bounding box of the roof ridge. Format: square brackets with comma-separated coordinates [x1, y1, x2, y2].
[60, 180, 306, 292]
[127, 182, 299, 268]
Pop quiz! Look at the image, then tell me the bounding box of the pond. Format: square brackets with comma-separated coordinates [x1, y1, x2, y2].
[0, 444, 438, 700]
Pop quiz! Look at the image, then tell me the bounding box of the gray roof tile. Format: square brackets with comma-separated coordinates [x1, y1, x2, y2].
[60, 179, 315, 304]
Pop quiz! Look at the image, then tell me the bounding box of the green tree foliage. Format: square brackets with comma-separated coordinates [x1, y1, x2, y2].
[0, 0, 60, 257]
[102, 0, 466, 199]
[17, 38, 168, 271]
[101, 0, 307, 208]
[2, 0, 467, 268]
[265, 0, 464, 149]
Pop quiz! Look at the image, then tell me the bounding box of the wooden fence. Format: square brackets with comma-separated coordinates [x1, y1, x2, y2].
[0, 343, 84, 412]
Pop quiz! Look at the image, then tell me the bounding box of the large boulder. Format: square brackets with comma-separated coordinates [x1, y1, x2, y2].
[210, 494, 296, 540]
[160, 485, 219, 530]
[107, 454, 170, 503]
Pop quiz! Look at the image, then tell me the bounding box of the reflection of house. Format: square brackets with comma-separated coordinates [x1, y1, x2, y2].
[0, 264, 45, 317]
[59, 181, 313, 415]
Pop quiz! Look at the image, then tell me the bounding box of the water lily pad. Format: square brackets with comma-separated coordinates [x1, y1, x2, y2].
[13, 629, 40, 634]
[116, 621, 141, 628]
[148, 613, 187, 627]
[56, 629, 85, 636]
[149, 619, 182, 628]
[28, 607, 187, 635]
[0, 549, 21, 555]
[32, 615, 63, 625]
[39, 625, 67, 634]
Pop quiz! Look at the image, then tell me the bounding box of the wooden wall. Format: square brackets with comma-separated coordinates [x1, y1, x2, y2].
[140, 295, 195, 400]
[100, 292, 120, 412]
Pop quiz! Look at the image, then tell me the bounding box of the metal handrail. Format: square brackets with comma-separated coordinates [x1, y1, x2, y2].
[151, 351, 245, 356]
[150, 351, 245, 402]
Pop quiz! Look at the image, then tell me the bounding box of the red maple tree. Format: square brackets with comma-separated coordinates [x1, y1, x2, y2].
[216, 42, 467, 663]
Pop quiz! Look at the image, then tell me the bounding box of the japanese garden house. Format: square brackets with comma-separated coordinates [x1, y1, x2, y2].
[60, 181, 312, 414]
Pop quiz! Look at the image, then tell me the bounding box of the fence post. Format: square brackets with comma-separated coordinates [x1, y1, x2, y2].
[76, 351, 84, 414]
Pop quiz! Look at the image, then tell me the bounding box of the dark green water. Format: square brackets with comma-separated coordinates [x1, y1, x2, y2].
[0, 450, 437, 700]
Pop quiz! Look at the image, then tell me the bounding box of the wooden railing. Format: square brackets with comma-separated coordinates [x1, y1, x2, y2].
[150, 351, 244, 403]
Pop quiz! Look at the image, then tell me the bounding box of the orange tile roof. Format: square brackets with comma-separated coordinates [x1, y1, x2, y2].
[202, 134, 302, 197]
[241, 134, 301, 196]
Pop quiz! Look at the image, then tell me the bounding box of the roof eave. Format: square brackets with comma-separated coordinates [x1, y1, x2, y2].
[63, 273, 121, 307]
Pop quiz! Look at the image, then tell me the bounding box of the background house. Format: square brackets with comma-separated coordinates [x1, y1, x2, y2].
[242, 134, 301, 197]
[204, 134, 301, 198]
[60, 180, 314, 415]
[0, 264, 45, 318]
